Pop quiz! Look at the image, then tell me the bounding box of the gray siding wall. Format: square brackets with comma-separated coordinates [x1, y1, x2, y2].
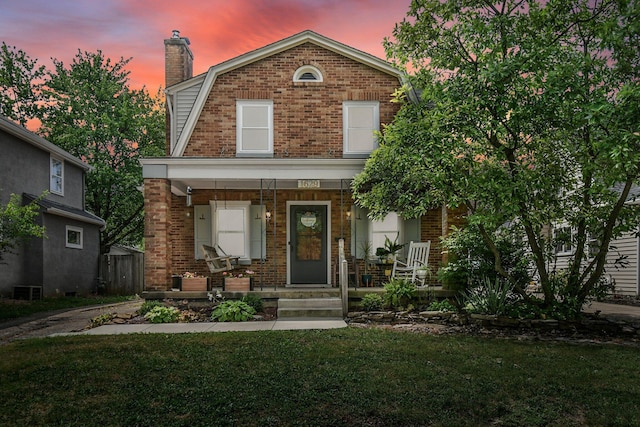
[1, 125, 100, 297]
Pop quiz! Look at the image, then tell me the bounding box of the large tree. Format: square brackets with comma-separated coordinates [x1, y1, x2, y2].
[37, 50, 165, 253]
[0, 42, 45, 126]
[353, 0, 640, 312]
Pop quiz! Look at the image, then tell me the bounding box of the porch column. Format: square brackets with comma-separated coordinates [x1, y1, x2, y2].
[144, 178, 172, 290]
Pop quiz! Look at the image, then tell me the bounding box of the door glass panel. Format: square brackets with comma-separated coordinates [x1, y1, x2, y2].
[296, 209, 323, 261]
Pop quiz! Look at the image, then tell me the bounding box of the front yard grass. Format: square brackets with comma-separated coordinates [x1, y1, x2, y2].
[1, 328, 639, 426]
[0, 295, 136, 322]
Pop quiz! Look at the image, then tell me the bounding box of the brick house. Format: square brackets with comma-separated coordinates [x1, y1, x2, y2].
[141, 30, 463, 291]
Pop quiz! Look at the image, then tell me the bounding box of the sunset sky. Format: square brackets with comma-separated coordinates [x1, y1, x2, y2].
[1, 0, 412, 92]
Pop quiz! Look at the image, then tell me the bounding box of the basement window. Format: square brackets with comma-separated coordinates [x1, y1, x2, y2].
[293, 65, 323, 82]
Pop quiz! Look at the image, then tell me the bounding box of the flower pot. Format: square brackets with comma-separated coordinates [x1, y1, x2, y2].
[224, 277, 252, 292]
[361, 274, 373, 287]
[181, 277, 209, 291]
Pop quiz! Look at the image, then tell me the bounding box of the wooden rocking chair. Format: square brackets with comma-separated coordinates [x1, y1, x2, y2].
[201, 244, 239, 274]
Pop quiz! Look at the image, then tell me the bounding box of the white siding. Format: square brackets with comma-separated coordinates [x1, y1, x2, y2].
[175, 82, 203, 143]
[605, 232, 639, 296]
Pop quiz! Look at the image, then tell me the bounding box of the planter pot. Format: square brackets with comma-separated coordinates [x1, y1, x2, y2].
[224, 277, 252, 292]
[361, 274, 373, 287]
[181, 277, 209, 291]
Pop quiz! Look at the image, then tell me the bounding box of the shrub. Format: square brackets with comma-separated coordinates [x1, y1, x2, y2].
[143, 306, 180, 323]
[241, 294, 264, 313]
[461, 277, 520, 316]
[360, 293, 384, 311]
[426, 299, 456, 312]
[383, 278, 416, 309]
[211, 300, 256, 322]
[137, 300, 163, 316]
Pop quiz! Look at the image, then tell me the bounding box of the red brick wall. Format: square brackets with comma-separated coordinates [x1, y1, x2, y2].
[169, 189, 355, 287]
[184, 43, 401, 158]
[144, 178, 173, 290]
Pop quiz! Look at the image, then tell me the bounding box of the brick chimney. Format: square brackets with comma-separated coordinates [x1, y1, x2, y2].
[164, 30, 193, 87]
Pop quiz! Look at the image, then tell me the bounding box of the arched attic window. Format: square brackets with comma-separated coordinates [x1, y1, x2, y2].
[293, 65, 323, 82]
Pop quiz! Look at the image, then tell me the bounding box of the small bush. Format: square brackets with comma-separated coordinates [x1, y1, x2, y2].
[137, 300, 163, 316]
[426, 299, 456, 312]
[144, 306, 180, 323]
[241, 294, 264, 313]
[461, 277, 519, 316]
[360, 293, 384, 311]
[383, 278, 416, 309]
[212, 300, 256, 322]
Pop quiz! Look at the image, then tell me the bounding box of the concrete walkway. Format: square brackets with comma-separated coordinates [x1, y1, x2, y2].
[59, 318, 348, 337]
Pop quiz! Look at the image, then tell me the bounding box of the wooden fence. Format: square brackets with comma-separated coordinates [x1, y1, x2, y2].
[99, 253, 144, 295]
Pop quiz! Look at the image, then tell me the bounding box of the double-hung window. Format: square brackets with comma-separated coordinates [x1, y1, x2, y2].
[343, 101, 379, 157]
[236, 100, 273, 157]
[50, 156, 64, 195]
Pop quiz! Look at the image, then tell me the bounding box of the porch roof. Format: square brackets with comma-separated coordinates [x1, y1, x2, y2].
[140, 157, 365, 193]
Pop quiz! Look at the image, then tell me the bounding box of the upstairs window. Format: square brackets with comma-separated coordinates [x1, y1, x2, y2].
[293, 65, 323, 82]
[236, 100, 273, 157]
[343, 101, 379, 157]
[50, 156, 64, 195]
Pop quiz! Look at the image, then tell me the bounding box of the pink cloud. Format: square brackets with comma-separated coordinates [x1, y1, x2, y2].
[1, 0, 411, 92]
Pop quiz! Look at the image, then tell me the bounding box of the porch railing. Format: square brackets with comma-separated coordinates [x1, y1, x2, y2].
[338, 238, 349, 316]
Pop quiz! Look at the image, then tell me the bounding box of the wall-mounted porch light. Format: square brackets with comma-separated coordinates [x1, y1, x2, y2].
[265, 210, 272, 224]
[186, 186, 192, 207]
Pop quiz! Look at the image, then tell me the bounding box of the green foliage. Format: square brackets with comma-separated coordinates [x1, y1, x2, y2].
[461, 277, 520, 317]
[211, 300, 256, 322]
[360, 293, 384, 312]
[426, 299, 456, 313]
[354, 0, 640, 311]
[35, 50, 165, 252]
[0, 192, 46, 262]
[143, 306, 180, 323]
[438, 225, 532, 290]
[90, 312, 115, 328]
[241, 294, 264, 313]
[0, 42, 45, 126]
[137, 300, 163, 316]
[383, 278, 417, 309]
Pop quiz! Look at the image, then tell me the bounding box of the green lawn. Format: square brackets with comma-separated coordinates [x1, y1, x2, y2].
[0, 295, 136, 322]
[1, 328, 638, 426]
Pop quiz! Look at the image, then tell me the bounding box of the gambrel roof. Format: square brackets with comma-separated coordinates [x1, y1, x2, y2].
[165, 30, 405, 157]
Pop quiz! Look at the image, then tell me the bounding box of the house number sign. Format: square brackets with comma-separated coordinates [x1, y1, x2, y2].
[298, 179, 320, 189]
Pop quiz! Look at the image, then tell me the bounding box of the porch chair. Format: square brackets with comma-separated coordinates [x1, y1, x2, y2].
[391, 241, 431, 286]
[332, 255, 360, 287]
[201, 244, 239, 274]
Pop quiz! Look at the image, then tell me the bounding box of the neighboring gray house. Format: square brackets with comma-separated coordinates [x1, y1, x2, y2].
[0, 115, 105, 298]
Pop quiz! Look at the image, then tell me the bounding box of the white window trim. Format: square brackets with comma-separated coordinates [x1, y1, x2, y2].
[50, 156, 64, 195]
[293, 65, 323, 82]
[554, 225, 573, 256]
[343, 101, 380, 157]
[236, 100, 274, 157]
[211, 200, 251, 261]
[65, 225, 83, 249]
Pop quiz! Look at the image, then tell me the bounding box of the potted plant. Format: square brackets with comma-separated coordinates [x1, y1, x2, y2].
[359, 241, 373, 286]
[180, 272, 209, 291]
[383, 233, 405, 262]
[223, 270, 255, 292]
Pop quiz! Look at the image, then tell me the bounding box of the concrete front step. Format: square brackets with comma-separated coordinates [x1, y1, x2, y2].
[277, 297, 343, 318]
